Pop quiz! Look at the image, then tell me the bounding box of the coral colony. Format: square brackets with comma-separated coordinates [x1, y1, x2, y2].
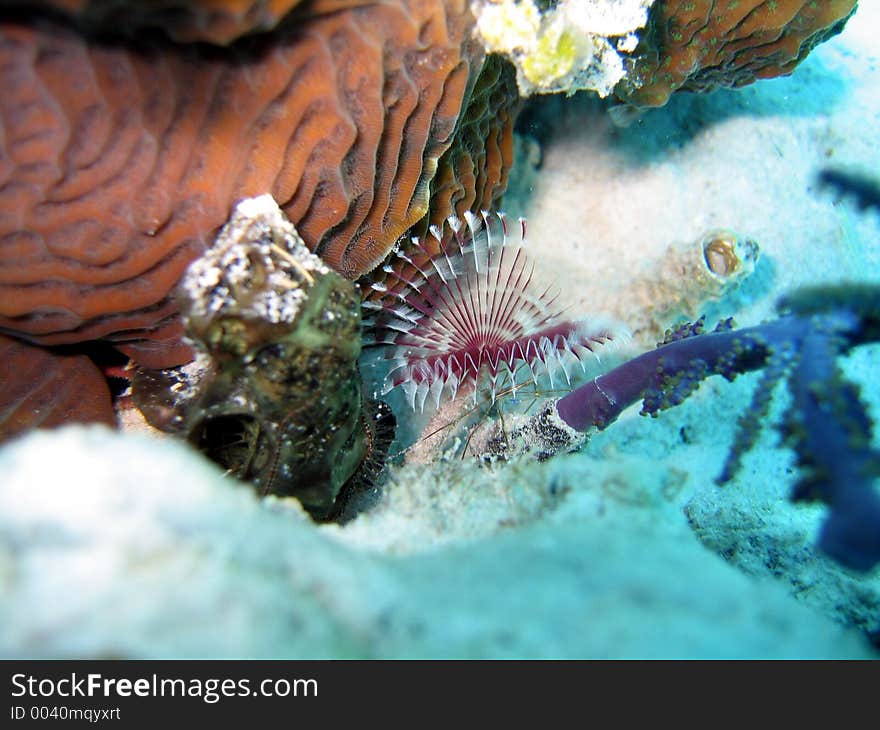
[363, 211, 622, 411]
[554, 285, 880, 573]
[0, 2, 860, 438]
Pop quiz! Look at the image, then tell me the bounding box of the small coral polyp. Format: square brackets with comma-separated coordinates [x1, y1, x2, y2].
[365, 211, 620, 410]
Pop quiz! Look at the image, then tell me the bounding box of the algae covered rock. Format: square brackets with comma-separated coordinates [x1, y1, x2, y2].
[617, 0, 859, 108]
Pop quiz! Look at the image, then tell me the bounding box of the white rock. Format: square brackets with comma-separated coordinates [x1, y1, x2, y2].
[0, 426, 871, 658]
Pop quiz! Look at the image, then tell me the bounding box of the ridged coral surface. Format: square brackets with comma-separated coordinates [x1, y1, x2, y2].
[421, 54, 517, 239]
[0, 333, 115, 438]
[618, 0, 859, 108]
[9, 0, 311, 44]
[0, 1, 488, 371]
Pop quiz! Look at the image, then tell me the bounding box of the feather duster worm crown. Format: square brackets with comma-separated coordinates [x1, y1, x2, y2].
[363, 211, 623, 410]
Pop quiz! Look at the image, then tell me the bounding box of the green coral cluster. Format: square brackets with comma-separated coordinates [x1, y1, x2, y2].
[474, 0, 655, 96]
[521, 22, 582, 87]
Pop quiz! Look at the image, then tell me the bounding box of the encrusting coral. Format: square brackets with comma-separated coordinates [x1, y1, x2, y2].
[470, 0, 859, 107]
[0, 333, 116, 437]
[616, 0, 859, 108]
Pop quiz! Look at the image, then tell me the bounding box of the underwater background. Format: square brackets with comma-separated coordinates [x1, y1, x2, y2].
[1, 1, 879, 658]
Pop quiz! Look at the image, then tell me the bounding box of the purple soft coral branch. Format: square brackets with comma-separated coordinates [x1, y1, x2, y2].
[555, 316, 805, 431]
[554, 308, 880, 572]
[789, 323, 880, 571]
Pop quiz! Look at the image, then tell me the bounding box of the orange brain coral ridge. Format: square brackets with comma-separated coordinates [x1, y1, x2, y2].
[0, 0, 491, 369]
[7, 0, 312, 44]
[618, 0, 859, 108]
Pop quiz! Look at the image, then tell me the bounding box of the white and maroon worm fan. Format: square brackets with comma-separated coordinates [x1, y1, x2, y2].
[363, 211, 623, 411]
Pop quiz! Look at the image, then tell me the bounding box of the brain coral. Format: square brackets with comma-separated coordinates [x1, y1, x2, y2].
[417, 53, 518, 239]
[361, 54, 518, 301]
[0, 334, 116, 436]
[616, 0, 859, 108]
[10, 0, 309, 44]
[0, 0, 522, 439]
[0, 1, 493, 364]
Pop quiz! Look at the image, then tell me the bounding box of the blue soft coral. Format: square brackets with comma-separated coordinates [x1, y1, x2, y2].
[555, 284, 880, 572]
